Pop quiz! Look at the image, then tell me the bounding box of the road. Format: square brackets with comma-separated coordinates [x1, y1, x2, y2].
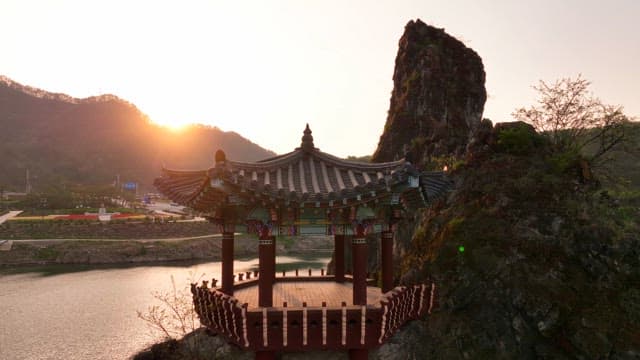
[7, 233, 247, 245]
[0, 211, 22, 250]
[145, 201, 187, 214]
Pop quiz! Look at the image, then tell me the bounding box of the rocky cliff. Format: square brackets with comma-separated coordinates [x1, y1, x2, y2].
[328, 20, 637, 358]
[372, 20, 639, 359]
[391, 122, 640, 358]
[372, 19, 486, 166]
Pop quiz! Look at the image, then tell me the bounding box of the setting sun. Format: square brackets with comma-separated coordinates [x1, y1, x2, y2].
[151, 117, 192, 132]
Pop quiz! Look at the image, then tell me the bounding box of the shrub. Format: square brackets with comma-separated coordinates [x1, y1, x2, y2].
[497, 125, 542, 155]
[547, 149, 581, 175]
[35, 247, 59, 260]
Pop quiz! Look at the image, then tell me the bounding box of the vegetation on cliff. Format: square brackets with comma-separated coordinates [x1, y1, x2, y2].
[399, 121, 639, 358]
[372, 19, 639, 360]
[513, 75, 630, 178]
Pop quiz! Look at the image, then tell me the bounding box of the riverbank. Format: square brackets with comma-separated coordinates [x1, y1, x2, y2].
[0, 233, 333, 267]
[0, 220, 214, 239]
[0, 237, 227, 266]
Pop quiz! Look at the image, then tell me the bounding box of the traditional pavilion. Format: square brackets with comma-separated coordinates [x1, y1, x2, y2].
[154, 125, 450, 360]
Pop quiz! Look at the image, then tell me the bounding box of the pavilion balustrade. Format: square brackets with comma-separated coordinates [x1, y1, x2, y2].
[191, 281, 435, 352]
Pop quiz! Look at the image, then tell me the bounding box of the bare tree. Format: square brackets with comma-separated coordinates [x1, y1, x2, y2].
[137, 274, 203, 340]
[513, 75, 629, 166]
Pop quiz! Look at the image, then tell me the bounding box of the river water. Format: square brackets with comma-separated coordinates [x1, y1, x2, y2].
[0, 255, 330, 360]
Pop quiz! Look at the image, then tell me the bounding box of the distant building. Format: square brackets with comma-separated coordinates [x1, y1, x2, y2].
[2, 192, 28, 200]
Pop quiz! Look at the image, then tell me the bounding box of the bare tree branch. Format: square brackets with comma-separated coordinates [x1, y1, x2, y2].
[513, 75, 631, 168]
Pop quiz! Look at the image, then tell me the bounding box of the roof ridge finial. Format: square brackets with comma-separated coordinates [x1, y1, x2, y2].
[215, 149, 226, 168]
[301, 123, 314, 152]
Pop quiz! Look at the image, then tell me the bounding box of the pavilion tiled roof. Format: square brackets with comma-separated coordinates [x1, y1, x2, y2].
[154, 125, 451, 212]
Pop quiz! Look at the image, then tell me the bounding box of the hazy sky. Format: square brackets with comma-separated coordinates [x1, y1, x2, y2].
[1, 0, 638, 157]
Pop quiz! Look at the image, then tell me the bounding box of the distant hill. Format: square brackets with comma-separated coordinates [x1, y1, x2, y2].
[0, 76, 275, 191]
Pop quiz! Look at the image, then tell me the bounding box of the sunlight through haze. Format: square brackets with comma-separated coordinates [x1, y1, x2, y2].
[1, 0, 638, 157]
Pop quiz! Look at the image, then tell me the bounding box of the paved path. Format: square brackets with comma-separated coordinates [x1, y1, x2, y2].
[0, 211, 21, 250]
[0, 210, 22, 225]
[0, 240, 11, 251]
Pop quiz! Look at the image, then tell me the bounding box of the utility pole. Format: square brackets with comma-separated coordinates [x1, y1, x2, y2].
[25, 169, 32, 194]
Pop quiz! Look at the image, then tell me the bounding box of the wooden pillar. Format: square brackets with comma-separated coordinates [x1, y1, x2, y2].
[271, 235, 277, 284]
[334, 234, 345, 282]
[381, 230, 394, 293]
[222, 232, 234, 295]
[259, 234, 275, 307]
[352, 236, 368, 305]
[349, 349, 368, 360]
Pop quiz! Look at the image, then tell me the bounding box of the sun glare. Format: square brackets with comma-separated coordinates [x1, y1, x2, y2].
[152, 117, 192, 132]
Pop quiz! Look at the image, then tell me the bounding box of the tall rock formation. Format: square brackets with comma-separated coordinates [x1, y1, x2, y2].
[372, 19, 486, 166]
[369, 19, 639, 359]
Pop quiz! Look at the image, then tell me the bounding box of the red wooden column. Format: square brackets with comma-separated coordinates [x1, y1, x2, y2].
[270, 235, 277, 284]
[334, 234, 345, 282]
[381, 230, 394, 293]
[221, 232, 234, 295]
[259, 233, 275, 307]
[352, 231, 368, 306]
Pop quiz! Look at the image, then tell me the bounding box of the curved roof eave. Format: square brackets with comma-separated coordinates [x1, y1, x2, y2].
[226, 147, 408, 173]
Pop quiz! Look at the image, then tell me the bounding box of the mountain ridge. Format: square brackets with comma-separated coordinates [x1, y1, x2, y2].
[0, 75, 126, 105]
[0, 76, 275, 191]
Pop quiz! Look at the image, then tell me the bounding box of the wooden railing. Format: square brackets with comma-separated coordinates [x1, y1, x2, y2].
[378, 284, 436, 344]
[208, 268, 376, 291]
[191, 281, 435, 351]
[192, 285, 249, 347]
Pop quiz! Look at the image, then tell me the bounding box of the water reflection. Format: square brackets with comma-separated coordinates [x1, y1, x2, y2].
[0, 255, 329, 360]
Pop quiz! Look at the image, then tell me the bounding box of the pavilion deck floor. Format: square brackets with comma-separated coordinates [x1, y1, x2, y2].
[233, 281, 384, 308]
